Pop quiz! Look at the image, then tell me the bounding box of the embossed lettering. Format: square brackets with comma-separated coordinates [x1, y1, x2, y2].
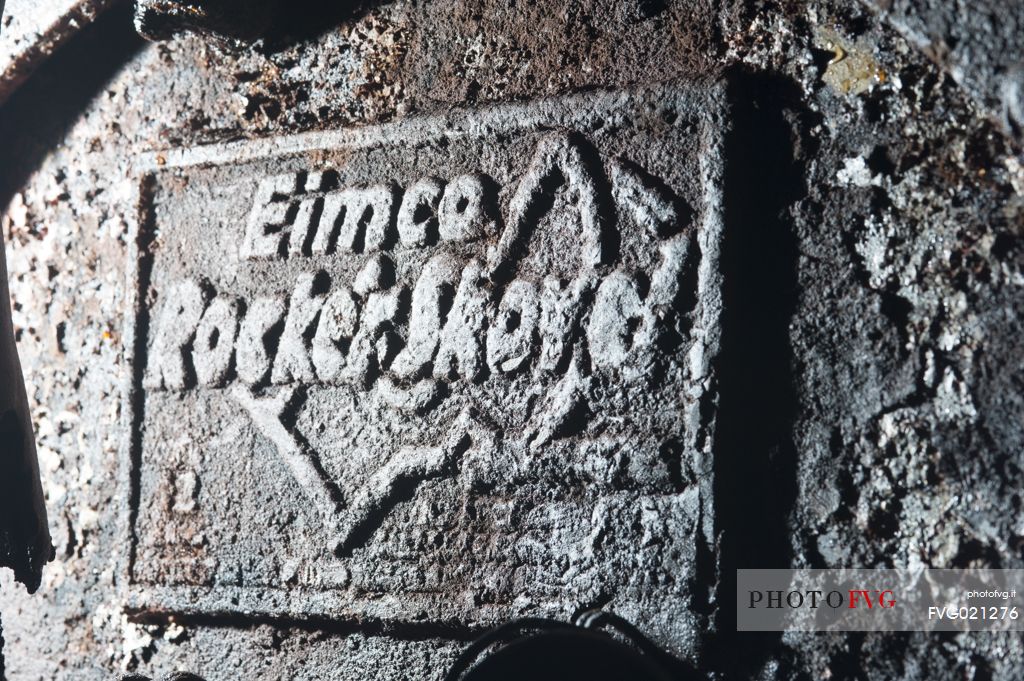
[538, 276, 593, 373]
[587, 231, 691, 373]
[272, 272, 329, 385]
[433, 259, 491, 382]
[342, 259, 407, 388]
[390, 254, 461, 380]
[438, 173, 497, 243]
[486, 280, 540, 374]
[310, 184, 397, 255]
[192, 296, 242, 387]
[240, 172, 301, 259]
[312, 286, 360, 383]
[587, 272, 645, 370]
[397, 176, 445, 247]
[235, 296, 287, 386]
[287, 195, 324, 257]
[145, 279, 208, 390]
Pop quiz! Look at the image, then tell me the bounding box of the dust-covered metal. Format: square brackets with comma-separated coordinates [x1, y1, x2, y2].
[1, 0, 1024, 679]
[0, 233, 52, 593]
[0, 0, 114, 104]
[121, 82, 724, 644]
[0, 0, 53, 597]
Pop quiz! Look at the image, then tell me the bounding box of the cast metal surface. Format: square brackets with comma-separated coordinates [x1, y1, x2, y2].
[0, 229, 52, 594]
[0, 0, 114, 104]
[0, 0, 1022, 679]
[0, 0, 53, 598]
[120, 83, 722, 637]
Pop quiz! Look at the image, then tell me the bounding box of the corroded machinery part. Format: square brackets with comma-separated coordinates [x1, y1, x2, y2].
[1, 0, 1023, 678]
[0, 233, 52, 593]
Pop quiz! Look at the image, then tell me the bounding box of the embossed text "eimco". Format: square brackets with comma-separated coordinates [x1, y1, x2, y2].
[144, 132, 691, 398]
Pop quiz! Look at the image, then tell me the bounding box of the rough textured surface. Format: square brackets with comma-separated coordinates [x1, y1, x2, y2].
[133, 0, 275, 42]
[0, 0, 56, 605]
[0, 0, 114, 104]
[0, 0, 1022, 679]
[121, 85, 721, 660]
[0, 219, 53, 593]
[860, 0, 1024, 141]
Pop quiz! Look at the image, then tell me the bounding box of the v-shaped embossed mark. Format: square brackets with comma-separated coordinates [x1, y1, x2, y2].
[232, 386, 491, 557]
[229, 386, 347, 546]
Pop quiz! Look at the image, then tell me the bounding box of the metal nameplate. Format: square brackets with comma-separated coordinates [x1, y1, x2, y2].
[119, 82, 726, 633]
